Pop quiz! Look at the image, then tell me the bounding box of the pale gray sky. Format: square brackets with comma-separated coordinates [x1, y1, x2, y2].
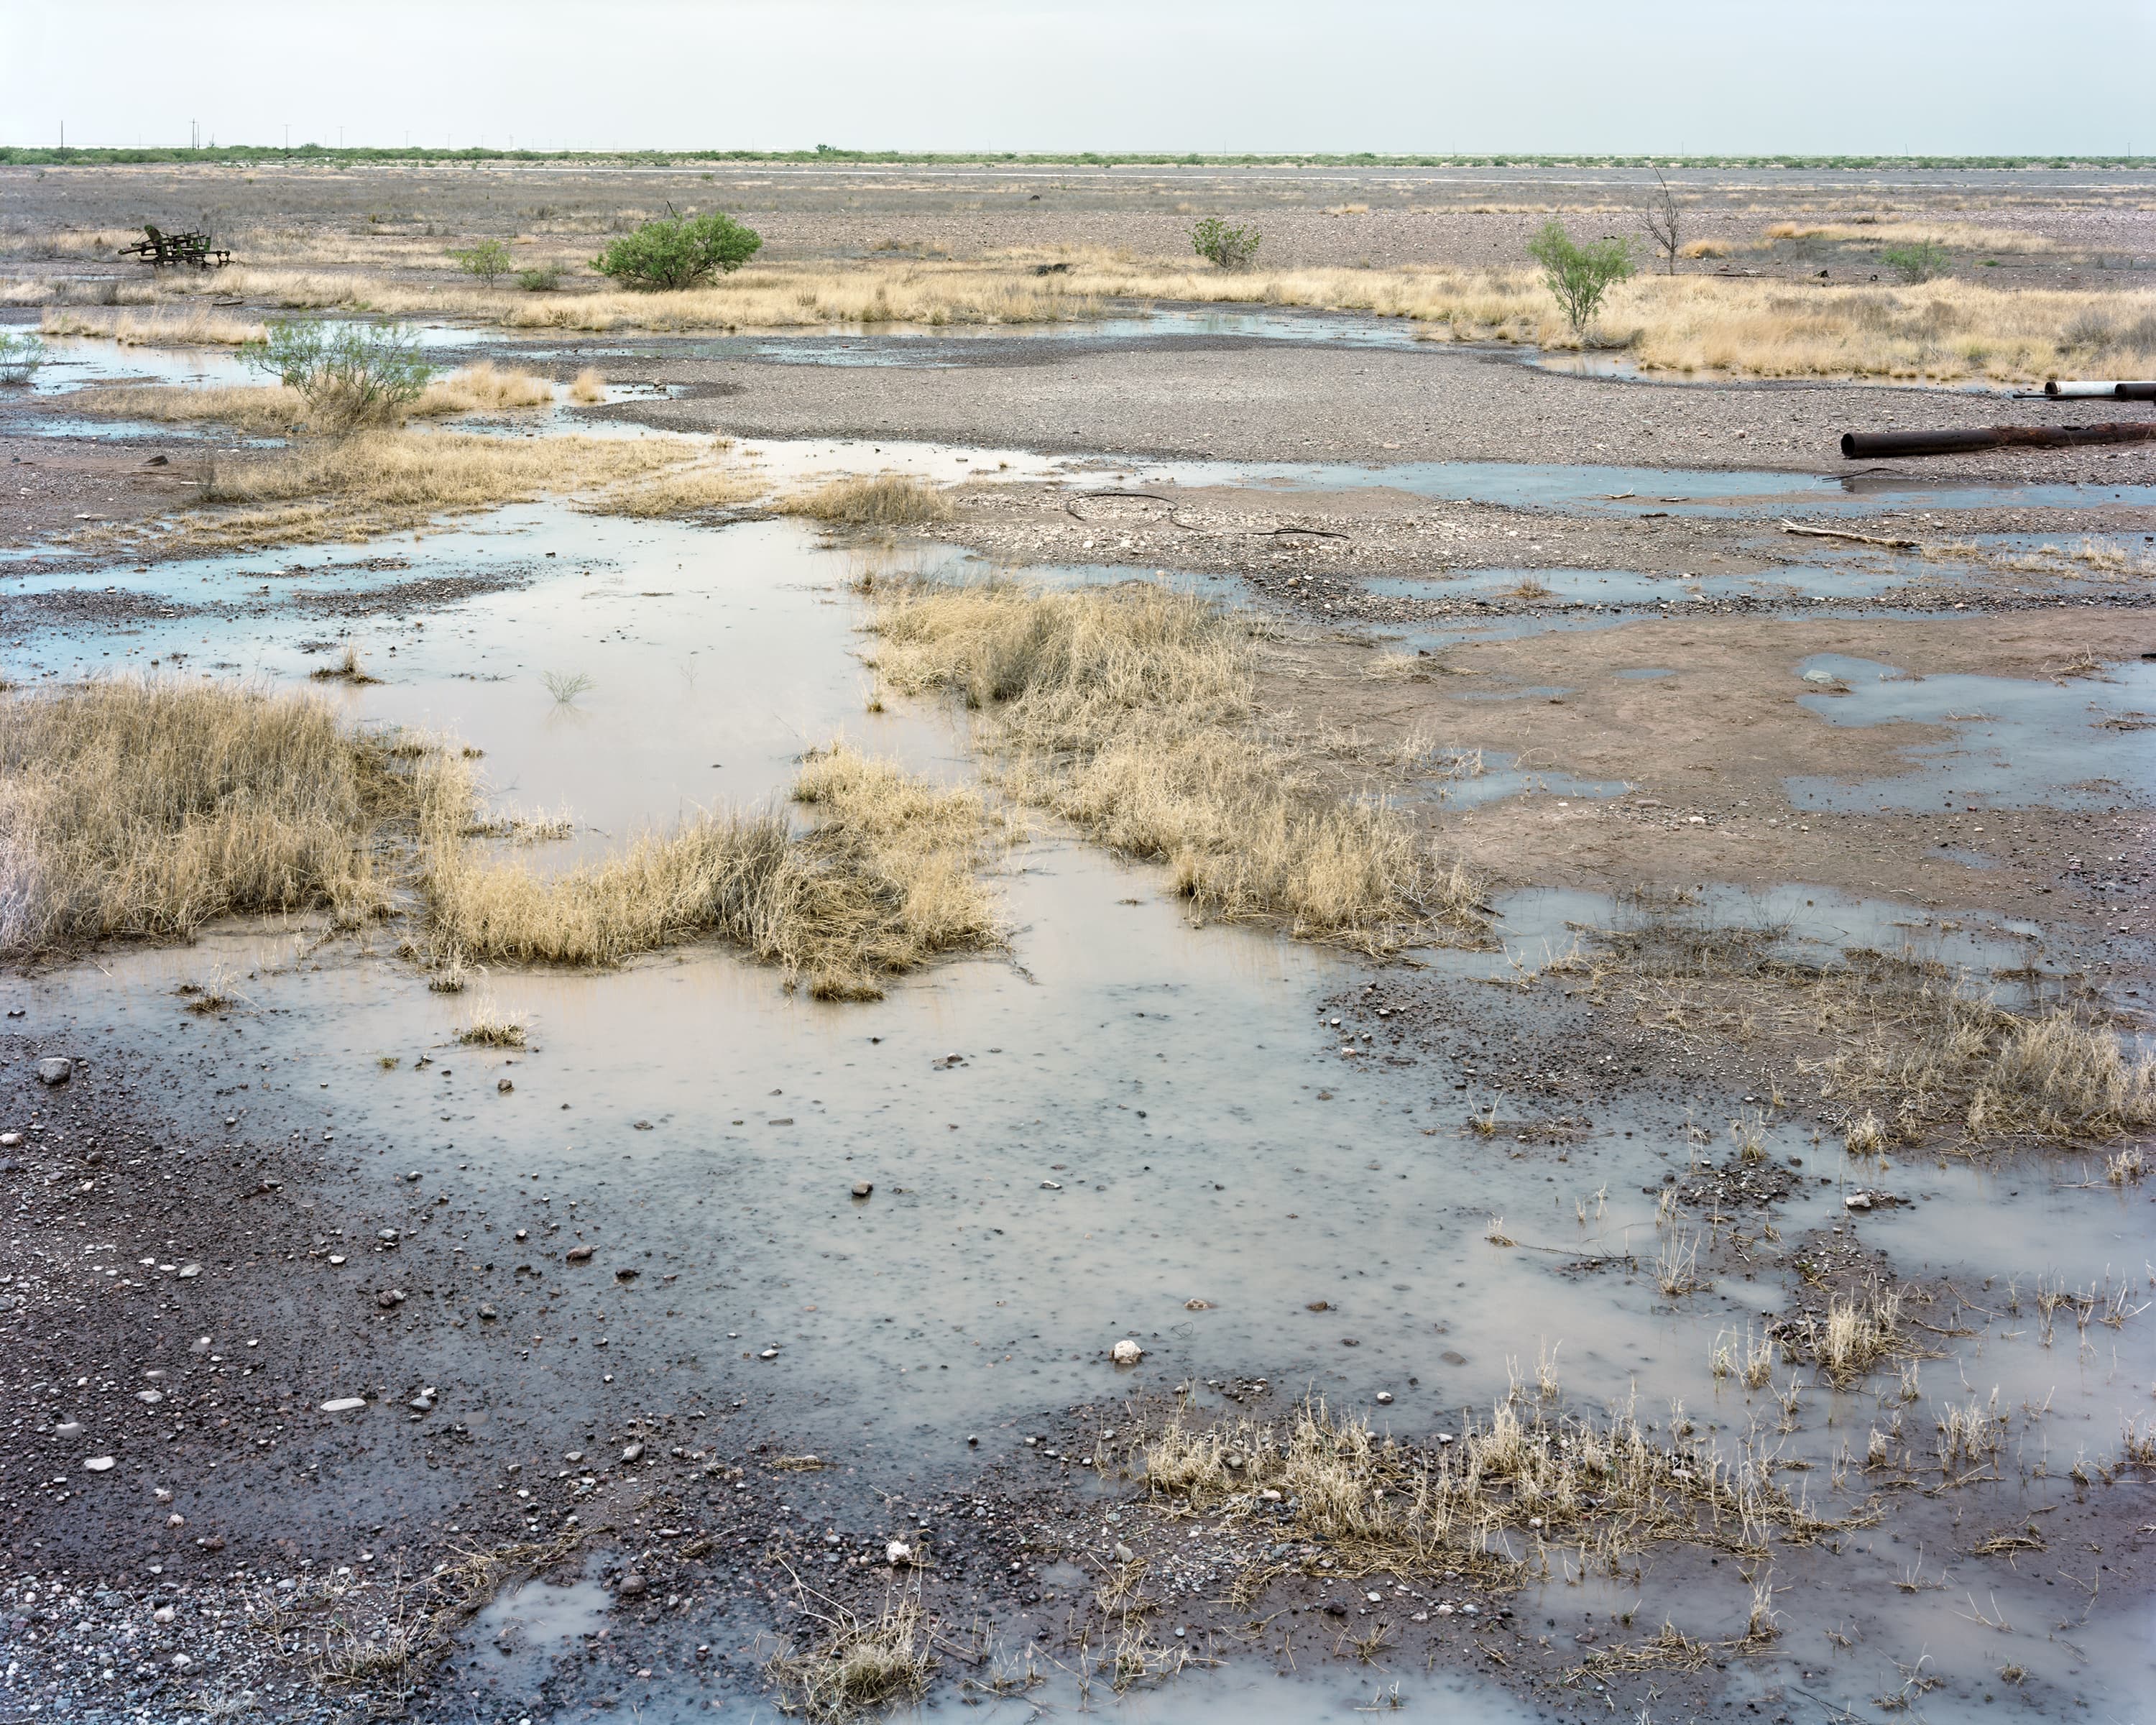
[8, 0, 2152, 157]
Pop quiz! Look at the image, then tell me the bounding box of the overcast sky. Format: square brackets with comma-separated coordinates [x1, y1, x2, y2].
[8, 1, 2153, 157]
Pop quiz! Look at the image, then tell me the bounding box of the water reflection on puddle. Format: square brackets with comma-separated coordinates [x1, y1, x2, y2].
[1787, 653, 2156, 811]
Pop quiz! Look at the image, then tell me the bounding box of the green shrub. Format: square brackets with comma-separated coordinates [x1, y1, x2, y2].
[1527, 219, 1636, 335]
[448, 239, 514, 282]
[0, 331, 45, 385]
[1881, 240, 1948, 284]
[592, 211, 761, 290]
[241, 321, 436, 430]
[515, 265, 561, 293]
[1192, 216, 1261, 271]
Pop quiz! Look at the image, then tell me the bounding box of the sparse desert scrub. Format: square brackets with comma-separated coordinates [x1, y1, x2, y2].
[81, 429, 701, 553]
[420, 743, 1003, 999]
[865, 579, 1479, 954]
[34, 244, 2148, 378]
[0, 678, 425, 958]
[567, 367, 607, 402]
[780, 474, 953, 528]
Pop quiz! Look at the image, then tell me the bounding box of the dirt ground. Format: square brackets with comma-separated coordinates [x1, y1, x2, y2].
[1, 163, 2152, 1724]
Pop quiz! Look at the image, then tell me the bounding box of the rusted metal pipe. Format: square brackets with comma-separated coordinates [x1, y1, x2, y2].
[1840, 421, 2156, 459]
[2043, 379, 2156, 398]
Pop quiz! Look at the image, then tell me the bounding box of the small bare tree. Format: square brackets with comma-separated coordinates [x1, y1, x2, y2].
[1642, 168, 1683, 276]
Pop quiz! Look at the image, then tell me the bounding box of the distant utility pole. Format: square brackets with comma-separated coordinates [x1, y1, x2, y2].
[284, 123, 290, 150]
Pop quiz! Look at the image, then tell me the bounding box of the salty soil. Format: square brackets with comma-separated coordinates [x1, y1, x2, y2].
[1, 162, 2153, 1724]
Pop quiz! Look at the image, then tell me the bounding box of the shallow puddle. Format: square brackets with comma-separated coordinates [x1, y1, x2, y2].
[1787, 654, 2156, 812]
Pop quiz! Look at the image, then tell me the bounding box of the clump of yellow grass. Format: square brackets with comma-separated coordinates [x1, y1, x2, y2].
[82, 428, 703, 553]
[0, 678, 421, 957]
[780, 474, 953, 528]
[409, 361, 555, 415]
[4, 678, 1003, 1000]
[866, 579, 1477, 953]
[421, 743, 1002, 999]
[64, 362, 558, 440]
[41, 305, 266, 346]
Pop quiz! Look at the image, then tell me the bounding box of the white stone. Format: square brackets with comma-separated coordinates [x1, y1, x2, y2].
[320, 1397, 367, 1413]
[1111, 1339, 1143, 1366]
[885, 1540, 912, 1565]
[83, 1456, 115, 1472]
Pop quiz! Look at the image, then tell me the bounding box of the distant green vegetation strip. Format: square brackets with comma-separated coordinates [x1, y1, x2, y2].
[3, 145, 2150, 171]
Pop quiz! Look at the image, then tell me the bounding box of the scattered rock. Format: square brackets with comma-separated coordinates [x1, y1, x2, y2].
[497, 1077, 513, 1094]
[178, 1264, 201, 1279]
[885, 1540, 913, 1566]
[83, 1456, 114, 1473]
[478, 1303, 498, 1320]
[55, 1421, 83, 1439]
[614, 1267, 638, 1283]
[622, 1443, 644, 1463]
[1112, 1338, 1143, 1366]
[375, 1289, 407, 1310]
[1844, 1189, 1904, 1210]
[617, 1573, 647, 1597]
[758, 1346, 779, 1361]
[851, 1180, 873, 1198]
[320, 1397, 367, 1413]
[1113, 1541, 1134, 1563]
[1376, 1391, 1394, 1404]
[35, 1058, 73, 1087]
[566, 1246, 594, 1263]
[0, 1132, 20, 1148]
[1183, 1298, 1213, 1310]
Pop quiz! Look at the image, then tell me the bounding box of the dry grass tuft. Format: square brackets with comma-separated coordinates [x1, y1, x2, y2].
[866, 579, 1479, 954]
[0, 678, 423, 960]
[1593, 895, 2154, 1149]
[1141, 1395, 1847, 1584]
[586, 458, 764, 518]
[781, 474, 954, 528]
[567, 367, 607, 403]
[84, 429, 700, 553]
[41, 305, 265, 346]
[456, 1000, 527, 1047]
[1796, 1282, 1911, 1386]
[421, 742, 1003, 999]
[763, 1591, 934, 1721]
[65, 381, 307, 436]
[410, 361, 555, 416]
